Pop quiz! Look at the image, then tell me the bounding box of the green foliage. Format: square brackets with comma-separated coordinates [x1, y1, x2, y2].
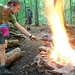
[1, 0, 75, 25]
[65, 0, 75, 25]
[0, 0, 7, 4]
[18, 0, 48, 26]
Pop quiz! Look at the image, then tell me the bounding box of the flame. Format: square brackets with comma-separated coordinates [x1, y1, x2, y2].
[44, 0, 75, 66]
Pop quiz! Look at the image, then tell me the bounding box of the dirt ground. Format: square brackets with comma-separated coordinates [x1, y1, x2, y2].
[6, 24, 75, 75]
[7, 25, 51, 75]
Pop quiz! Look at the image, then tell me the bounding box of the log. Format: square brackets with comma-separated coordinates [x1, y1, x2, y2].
[38, 39, 53, 47]
[39, 46, 53, 52]
[39, 46, 50, 52]
[9, 31, 26, 39]
[6, 47, 22, 67]
[63, 73, 74, 75]
[8, 39, 20, 48]
[42, 57, 58, 70]
[50, 63, 74, 74]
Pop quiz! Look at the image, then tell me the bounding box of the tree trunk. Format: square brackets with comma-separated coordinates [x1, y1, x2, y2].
[34, 0, 39, 26]
[70, 0, 72, 25]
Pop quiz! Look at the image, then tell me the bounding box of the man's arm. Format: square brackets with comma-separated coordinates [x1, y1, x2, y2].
[14, 22, 31, 37]
[14, 22, 37, 41]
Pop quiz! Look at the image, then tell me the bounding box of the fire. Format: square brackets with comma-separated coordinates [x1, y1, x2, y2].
[44, 0, 75, 66]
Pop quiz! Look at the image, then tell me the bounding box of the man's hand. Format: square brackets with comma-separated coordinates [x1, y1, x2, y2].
[29, 35, 37, 42]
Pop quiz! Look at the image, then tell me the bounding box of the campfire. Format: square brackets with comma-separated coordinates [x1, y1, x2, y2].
[34, 0, 75, 75]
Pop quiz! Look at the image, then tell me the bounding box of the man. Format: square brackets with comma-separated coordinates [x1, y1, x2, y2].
[25, 6, 33, 31]
[0, 0, 37, 74]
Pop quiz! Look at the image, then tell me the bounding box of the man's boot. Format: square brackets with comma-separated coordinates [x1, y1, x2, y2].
[29, 28, 31, 31]
[27, 27, 29, 31]
[27, 27, 31, 31]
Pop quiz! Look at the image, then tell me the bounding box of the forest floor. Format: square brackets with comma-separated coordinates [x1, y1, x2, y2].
[7, 25, 51, 75]
[6, 25, 75, 75]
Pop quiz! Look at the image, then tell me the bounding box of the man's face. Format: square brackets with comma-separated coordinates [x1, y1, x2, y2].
[10, 4, 20, 14]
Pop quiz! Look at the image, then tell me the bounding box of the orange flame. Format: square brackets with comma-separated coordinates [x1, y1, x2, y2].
[44, 0, 75, 66]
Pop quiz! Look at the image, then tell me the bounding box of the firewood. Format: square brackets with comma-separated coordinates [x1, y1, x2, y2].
[45, 70, 61, 75]
[34, 54, 42, 67]
[39, 40, 53, 47]
[51, 63, 74, 74]
[42, 57, 58, 70]
[8, 39, 20, 48]
[45, 70, 63, 75]
[6, 47, 22, 67]
[39, 46, 52, 52]
[45, 70, 54, 75]
[61, 63, 74, 72]
[63, 73, 74, 75]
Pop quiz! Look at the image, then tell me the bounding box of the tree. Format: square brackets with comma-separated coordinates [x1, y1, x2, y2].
[70, 0, 72, 24]
[34, 0, 39, 26]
